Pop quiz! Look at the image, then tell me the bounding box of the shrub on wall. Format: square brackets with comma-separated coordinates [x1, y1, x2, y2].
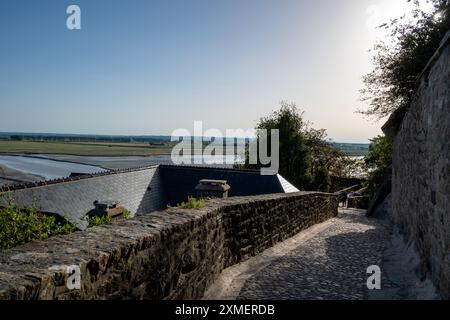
[177, 197, 206, 209]
[86, 215, 113, 227]
[0, 198, 132, 249]
[0, 198, 75, 250]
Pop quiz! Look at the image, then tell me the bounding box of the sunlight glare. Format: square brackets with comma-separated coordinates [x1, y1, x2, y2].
[366, 0, 435, 40]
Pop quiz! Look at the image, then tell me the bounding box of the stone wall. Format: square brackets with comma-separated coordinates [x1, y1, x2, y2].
[0, 192, 338, 300]
[383, 31, 450, 298]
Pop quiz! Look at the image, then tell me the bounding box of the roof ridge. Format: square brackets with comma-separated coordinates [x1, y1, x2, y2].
[159, 164, 261, 173]
[0, 165, 160, 193]
[0, 164, 265, 193]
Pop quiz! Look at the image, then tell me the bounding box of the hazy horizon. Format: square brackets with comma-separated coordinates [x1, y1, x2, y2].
[0, 0, 430, 143]
[0, 131, 371, 144]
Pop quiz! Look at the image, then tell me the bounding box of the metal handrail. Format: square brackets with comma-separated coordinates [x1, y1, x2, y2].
[334, 184, 360, 195]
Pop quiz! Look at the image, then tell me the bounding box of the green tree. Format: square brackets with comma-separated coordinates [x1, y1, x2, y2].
[255, 102, 313, 189]
[364, 136, 392, 170]
[361, 0, 450, 119]
[239, 102, 357, 192]
[304, 128, 360, 180]
[310, 166, 331, 193]
[363, 135, 392, 196]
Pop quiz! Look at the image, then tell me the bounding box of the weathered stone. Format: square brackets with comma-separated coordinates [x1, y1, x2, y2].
[384, 31, 450, 299]
[0, 192, 338, 300]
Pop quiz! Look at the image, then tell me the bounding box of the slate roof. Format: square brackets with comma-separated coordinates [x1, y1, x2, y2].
[277, 174, 300, 193]
[0, 166, 167, 230]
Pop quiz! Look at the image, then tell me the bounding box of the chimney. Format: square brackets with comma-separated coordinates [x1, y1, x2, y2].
[195, 179, 231, 199]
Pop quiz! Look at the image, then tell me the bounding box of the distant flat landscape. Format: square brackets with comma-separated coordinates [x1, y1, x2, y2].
[0, 133, 369, 157]
[0, 141, 173, 156]
[0, 133, 369, 187]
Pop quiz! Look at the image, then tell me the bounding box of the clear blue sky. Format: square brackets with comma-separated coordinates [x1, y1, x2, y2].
[0, 0, 420, 142]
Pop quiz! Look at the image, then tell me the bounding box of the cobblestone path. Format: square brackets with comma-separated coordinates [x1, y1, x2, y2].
[236, 209, 390, 300]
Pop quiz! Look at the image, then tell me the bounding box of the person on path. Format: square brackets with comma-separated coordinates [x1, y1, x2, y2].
[339, 191, 348, 208]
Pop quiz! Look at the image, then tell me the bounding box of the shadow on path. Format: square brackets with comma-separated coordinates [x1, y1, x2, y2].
[237, 210, 389, 300]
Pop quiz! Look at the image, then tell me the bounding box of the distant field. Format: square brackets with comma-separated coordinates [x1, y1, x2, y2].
[0, 139, 369, 157]
[0, 141, 173, 156]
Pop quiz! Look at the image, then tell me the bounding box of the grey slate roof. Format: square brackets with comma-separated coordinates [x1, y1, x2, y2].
[1, 166, 166, 230]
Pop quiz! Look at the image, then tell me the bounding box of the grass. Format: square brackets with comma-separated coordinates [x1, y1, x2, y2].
[85, 210, 130, 227]
[177, 197, 206, 210]
[122, 210, 130, 219]
[0, 141, 173, 156]
[86, 215, 113, 227]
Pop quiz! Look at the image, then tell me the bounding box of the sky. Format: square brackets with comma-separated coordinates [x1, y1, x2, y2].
[0, 0, 430, 143]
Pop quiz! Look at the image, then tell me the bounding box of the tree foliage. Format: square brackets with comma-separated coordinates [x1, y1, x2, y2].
[256, 102, 313, 189]
[239, 102, 357, 192]
[363, 135, 392, 196]
[361, 0, 450, 119]
[304, 127, 361, 181]
[364, 135, 392, 171]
